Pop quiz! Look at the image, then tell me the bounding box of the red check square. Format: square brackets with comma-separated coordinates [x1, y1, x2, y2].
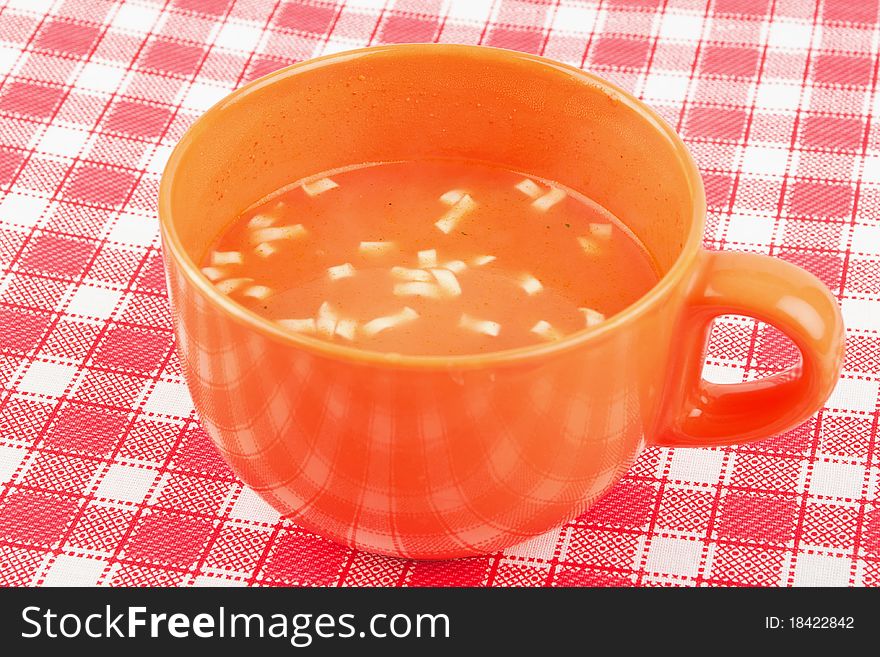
[34, 20, 102, 57]
[702, 45, 760, 77]
[21, 234, 98, 278]
[0, 490, 80, 547]
[381, 14, 440, 44]
[275, 1, 337, 34]
[409, 558, 490, 586]
[260, 530, 350, 585]
[93, 326, 173, 374]
[65, 165, 138, 207]
[486, 27, 544, 54]
[685, 107, 748, 141]
[714, 0, 771, 16]
[122, 510, 215, 567]
[0, 82, 65, 119]
[716, 493, 798, 544]
[592, 36, 652, 68]
[0, 307, 51, 353]
[172, 0, 235, 16]
[141, 39, 205, 76]
[814, 54, 874, 86]
[44, 404, 128, 456]
[801, 115, 866, 151]
[823, 0, 878, 24]
[105, 101, 174, 139]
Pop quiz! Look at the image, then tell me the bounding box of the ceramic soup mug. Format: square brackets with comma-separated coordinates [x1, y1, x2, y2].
[159, 45, 844, 559]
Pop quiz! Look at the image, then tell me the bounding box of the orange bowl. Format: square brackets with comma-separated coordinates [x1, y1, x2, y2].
[159, 45, 844, 559]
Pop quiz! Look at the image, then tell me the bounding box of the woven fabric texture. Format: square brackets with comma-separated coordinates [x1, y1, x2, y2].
[0, 0, 877, 587]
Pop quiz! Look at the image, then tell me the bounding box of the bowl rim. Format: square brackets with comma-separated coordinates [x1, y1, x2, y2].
[158, 43, 706, 370]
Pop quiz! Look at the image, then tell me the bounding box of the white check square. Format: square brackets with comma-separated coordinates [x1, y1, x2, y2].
[702, 364, 745, 384]
[180, 82, 231, 112]
[66, 285, 123, 320]
[726, 212, 775, 245]
[142, 381, 194, 418]
[551, 6, 598, 34]
[193, 575, 248, 587]
[18, 361, 77, 397]
[95, 464, 157, 503]
[77, 62, 127, 94]
[755, 80, 802, 111]
[766, 20, 813, 50]
[841, 298, 880, 332]
[851, 223, 880, 255]
[445, 0, 494, 23]
[229, 486, 281, 524]
[861, 156, 880, 184]
[214, 21, 264, 53]
[657, 11, 704, 41]
[645, 536, 702, 578]
[0, 45, 20, 76]
[504, 527, 563, 561]
[741, 145, 789, 176]
[39, 125, 90, 158]
[110, 3, 162, 33]
[42, 555, 107, 587]
[668, 448, 725, 484]
[146, 145, 174, 175]
[810, 461, 865, 500]
[0, 193, 50, 228]
[825, 378, 879, 415]
[642, 72, 690, 104]
[793, 553, 851, 587]
[0, 444, 27, 483]
[106, 213, 158, 247]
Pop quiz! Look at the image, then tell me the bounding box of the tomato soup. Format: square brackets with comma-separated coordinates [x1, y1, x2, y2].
[200, 159, 659, 356]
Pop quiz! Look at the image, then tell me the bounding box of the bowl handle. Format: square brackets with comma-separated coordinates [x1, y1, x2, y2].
[653, 250, 845, 447]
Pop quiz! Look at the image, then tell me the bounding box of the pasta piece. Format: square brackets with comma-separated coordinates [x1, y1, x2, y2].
[588, 223, 612, 239]
[316, 301, 338, 337]
[435, 194, 476, 234]
[519, 274, 543, 296]
[532, 187, 566, 212]
[247, 214, 275, 229]
[334, 318, 358, 341]
[200, 266, 225, 281]
[441, 260, 467, 274]
[459, 314, 500, 337]
[577, 236, 601, 255]
[327, 263, 355, 280]
[430, 268, 462, 297]
[439, 189, 466, 205]
[514, 178, 542, 199]
[471, 255, 496, 266]
[302, 177, 339, 196]
[242, 285, 273, 300]
[253, 242, 277, 259]
[250, 225, 307, 244]
[417, 249, 438, 267]
[277, 318, 316, 334]
[391, 266, 433, 282]
[393, 282, 441, 299]
[361, 307, 419, 337]
[531, 320, 562, 341]
[215, 278, 252, 295]
[580, 307, 606, 327]
[211, 251, 243, 266]
[359, 241, 395, 256]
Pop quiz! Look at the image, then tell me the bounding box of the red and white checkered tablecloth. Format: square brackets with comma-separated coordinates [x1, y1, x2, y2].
[0, 0, 877, 588]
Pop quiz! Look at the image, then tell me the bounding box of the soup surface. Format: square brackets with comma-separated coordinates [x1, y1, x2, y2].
[201, 159, 659, 356]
